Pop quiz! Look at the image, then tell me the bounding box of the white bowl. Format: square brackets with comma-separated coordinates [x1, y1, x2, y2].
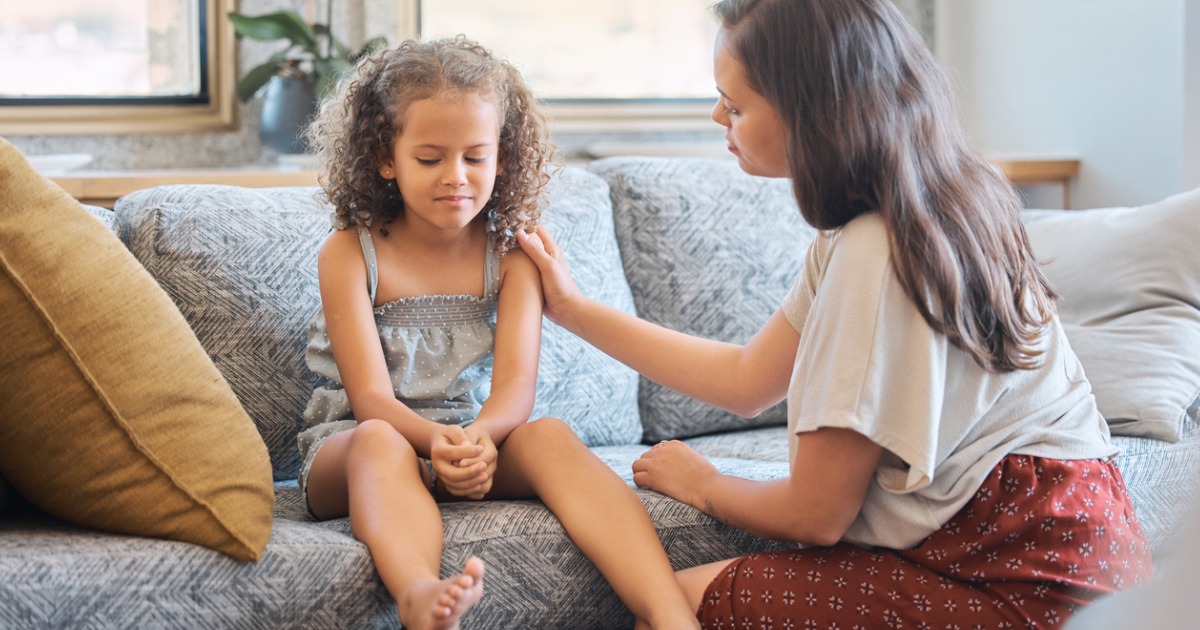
[28, 153, 93, 175]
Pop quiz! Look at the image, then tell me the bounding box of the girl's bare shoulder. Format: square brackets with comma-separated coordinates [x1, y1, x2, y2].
[317, 227, 367, 268]
[499, 245, 536, 274]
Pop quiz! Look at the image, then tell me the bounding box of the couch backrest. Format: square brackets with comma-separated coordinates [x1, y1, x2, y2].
[589, 157, 819, 441]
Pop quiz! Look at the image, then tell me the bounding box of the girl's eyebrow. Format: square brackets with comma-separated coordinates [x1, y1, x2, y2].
[413, 142, 496, 150]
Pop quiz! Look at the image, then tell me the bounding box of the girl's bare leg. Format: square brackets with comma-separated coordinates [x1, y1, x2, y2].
[488, 417, 700, 630]
[632, 559, 759, 629]
[307, 419, 484, 630]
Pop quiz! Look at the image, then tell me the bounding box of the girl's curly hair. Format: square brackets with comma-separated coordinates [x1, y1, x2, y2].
[305, 36, 558, 253]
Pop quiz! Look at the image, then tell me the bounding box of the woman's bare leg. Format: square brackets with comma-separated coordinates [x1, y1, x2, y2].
[488, 418, 700, 630]
[307, 419, 484, 630]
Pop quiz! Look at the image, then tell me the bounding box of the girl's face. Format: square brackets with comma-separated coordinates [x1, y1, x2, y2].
[711, 29, 790, 179]
[381, 93, 502, 233]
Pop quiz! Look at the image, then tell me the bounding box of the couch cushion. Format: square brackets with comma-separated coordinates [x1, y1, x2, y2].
[0, 138, 273, 562]
[590, 157, 818, 442]
[533, 168, 642, 445]
[0, 205, 115, 518]
[115, 167, 640, 480]
[1, 432, 1190, 627]
[116, 184, 333, 480]
[1024, 188, 1200, 442]
[82, 203, 118, 232]
[1111, 425, 1200, 558]
[0, 453, 793, 629]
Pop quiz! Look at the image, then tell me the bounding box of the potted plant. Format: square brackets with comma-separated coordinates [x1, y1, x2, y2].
[229, 8, 386, 153]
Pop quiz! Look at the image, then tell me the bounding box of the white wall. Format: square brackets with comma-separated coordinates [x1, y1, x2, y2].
[934, 0, 1191, 209]
[1186, 0, 1200, 190]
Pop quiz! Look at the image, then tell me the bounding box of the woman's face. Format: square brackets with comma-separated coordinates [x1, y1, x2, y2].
[711, 29, 790, 179]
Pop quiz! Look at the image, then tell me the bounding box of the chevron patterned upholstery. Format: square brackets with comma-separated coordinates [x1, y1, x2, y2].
[83, 202, 118, 232]
[590, 157, 820, 442]
[117, 185, 331, 480]
[528, 168, 642, 446]
[2, 159, 1199, 628]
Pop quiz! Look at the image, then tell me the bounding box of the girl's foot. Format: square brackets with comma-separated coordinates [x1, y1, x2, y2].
[399, 556, 486, 630]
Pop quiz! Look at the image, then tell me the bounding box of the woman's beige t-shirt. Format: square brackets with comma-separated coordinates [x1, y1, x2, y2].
[781, 212, 1115, 549]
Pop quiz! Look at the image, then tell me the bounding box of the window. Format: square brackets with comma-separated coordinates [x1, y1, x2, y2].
[399, 0, 720, 132]
[0, 0, 235, 135]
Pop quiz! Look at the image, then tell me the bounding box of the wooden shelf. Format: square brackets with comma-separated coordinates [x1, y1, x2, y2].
[990, 158, 1080, 209]
[50, 158, 1082, 210]
[49, 168, 319, 208]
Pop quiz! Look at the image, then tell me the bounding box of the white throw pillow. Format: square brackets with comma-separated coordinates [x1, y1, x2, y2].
[1024, 188, 1200, 442]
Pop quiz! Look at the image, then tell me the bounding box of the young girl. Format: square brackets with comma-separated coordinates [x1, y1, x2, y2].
[299, 37, 698, 630]
[517, 0, 1152, 627]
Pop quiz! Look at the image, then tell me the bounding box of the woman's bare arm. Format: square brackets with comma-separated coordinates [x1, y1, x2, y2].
[518, 226, 798, 417]
[633, 428, 882, 545]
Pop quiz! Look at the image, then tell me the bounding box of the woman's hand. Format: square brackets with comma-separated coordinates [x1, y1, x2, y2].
[632, 440, 720, 510]
[429, 424, 489, 499]
[515, 226, 584, 327]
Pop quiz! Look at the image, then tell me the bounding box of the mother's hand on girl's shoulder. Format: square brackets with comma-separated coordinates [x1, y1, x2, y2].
[515, 227, 583, 324]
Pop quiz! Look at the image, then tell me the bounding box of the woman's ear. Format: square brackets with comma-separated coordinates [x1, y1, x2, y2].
[379, 162, 395, 179]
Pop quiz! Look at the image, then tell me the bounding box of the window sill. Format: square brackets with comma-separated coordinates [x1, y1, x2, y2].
[50, 167, 319, 208]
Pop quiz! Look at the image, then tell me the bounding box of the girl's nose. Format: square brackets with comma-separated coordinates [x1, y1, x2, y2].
[442, 161, 468, 186]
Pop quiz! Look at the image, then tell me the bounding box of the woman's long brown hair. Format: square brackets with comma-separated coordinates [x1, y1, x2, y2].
[712, 0, 1057, 372]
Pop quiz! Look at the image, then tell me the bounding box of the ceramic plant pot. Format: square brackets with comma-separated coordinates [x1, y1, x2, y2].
[258, 73, 317, 154]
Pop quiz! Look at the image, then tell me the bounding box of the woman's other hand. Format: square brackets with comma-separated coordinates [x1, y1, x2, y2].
[632, 440, 719, 509]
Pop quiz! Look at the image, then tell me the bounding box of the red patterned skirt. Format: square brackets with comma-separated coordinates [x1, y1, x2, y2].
[698, 455, 1151, 629]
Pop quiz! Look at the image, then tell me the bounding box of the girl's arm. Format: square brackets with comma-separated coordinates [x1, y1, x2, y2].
[517, 226, 798, 417]
[445, 248, 542, 499]
[318, 229, 480, 462]
[633, 428, 882, 545]
[471, 248, 543, 446]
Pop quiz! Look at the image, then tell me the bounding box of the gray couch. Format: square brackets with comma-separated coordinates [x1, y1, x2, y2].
[2, 157, 1198, 629]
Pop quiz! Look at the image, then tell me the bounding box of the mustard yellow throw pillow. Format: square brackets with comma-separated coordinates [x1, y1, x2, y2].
[0, 139, 273, 562]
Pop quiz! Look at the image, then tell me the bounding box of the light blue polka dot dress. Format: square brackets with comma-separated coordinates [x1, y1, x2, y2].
[297, 227, 499, 493]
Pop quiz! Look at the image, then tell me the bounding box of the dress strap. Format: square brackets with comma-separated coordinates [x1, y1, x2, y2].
[485, 233, 501, 296]
[356, 227, 380, 305]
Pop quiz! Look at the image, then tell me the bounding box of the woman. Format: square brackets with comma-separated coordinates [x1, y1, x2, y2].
[517, 0, 1151, 627]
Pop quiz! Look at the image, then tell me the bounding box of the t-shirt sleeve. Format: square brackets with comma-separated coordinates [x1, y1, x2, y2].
[781, 233, 824, 333]
[786, 215, 948, 494]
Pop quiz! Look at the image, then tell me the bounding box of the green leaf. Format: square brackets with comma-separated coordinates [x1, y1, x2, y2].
[230, 11, 389, 104]
[311, 24, 350, 61]
[236, 61, 283, 102]
[228, 11, 319, 53]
